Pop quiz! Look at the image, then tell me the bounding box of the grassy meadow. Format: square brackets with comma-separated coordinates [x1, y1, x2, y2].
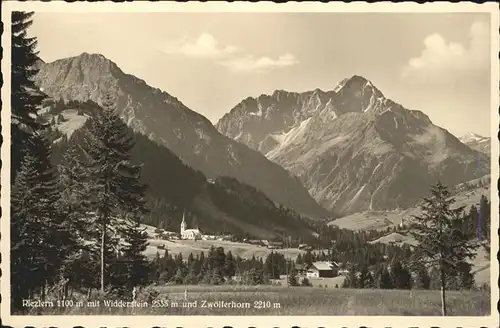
[29, 285, 490, 316]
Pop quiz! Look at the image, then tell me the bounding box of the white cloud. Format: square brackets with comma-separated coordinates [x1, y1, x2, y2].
[402, 21, 489, 85]
[163, 33, 299, 73]
[220, 53, 299, 72]
[163, 33, 239, 58]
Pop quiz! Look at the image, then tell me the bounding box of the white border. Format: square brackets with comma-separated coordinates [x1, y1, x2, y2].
[1, 2, 498, 328]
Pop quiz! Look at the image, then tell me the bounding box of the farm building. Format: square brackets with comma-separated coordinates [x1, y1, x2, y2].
[338, 269, 350, 276]
[306, 261, 338, 278]
[155, 231, 178, 240]
[268, 241, 284, 249]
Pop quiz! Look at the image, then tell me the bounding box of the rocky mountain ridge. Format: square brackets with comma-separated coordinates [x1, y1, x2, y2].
[35, 53, 330, 220]
[216, 76, 490, 215]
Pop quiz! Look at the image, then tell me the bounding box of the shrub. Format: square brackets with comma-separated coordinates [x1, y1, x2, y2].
[301, 277, 312, 287]
[136, 286, 161, 303]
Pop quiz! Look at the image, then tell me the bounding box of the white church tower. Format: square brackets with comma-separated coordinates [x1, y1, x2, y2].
[180, 209, 187, 235]
[180, 208, 201, 240]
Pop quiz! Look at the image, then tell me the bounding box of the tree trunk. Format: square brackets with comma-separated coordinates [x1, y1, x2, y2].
[440, 268, 447, 316]
[100, 223, 106, 293]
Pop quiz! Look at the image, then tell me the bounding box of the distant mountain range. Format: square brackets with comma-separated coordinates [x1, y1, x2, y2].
[34, 53, 330, 220]
[459, 132, 491, 155]
[216, 75, 490, 215]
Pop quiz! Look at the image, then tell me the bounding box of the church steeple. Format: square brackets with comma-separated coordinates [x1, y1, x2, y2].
[180, 209, 187, 235]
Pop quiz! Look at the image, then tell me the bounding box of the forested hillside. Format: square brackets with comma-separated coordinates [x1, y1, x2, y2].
[48, 99, 317, 241]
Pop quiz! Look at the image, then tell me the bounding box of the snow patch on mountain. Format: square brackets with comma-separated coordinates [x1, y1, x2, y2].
[460, 132, 489, 144]
[459, 132, 491, 155]
[411, 125, 449, 164]
[264, 118, 312, 156]
[350, 184, 367, 205]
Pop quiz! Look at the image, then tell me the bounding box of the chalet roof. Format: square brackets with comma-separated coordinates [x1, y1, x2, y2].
[312, 261, 334, 271]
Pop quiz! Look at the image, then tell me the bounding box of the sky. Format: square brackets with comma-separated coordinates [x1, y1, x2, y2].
[30, 12, 493, 137]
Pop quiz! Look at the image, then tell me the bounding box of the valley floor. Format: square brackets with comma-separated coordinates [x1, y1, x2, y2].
[30, 286, 490, 316]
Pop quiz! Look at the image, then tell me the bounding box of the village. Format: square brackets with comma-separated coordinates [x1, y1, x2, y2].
[140, 210, 350, 288]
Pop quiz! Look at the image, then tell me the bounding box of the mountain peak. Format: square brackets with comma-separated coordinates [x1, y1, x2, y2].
[79, 52, 107, 59]
[347, 74, 369, 84]
[342, 75, 376, 92]
[333, 75, 377, 94]
[272, 89, 292, 100]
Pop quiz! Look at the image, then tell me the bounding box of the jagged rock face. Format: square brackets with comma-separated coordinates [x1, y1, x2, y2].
[217, 76, 490, 215]
[35, 53, 330, 219]
[460, 132, 491, 155]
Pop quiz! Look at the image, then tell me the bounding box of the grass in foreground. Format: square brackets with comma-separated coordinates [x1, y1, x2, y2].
[23, 285, 490, 316]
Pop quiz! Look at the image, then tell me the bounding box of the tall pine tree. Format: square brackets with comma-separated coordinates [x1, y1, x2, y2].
[409, 182, 480, 316]
[116, 139, 150, 289]
[11, 133, 77, 310]
[478, 195, 491, 254]
[80, 94, 148, 292]
[11, 11, 46, 180]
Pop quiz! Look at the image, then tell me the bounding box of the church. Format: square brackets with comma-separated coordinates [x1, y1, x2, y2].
[180, 210, 202, 240]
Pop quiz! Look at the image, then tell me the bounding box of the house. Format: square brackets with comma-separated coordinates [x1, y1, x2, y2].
[221, 234, 233, 241]
[268, 241, 284, 249]
[231, 275, 243, 283]
[306, 261, 337, 278]
[159, 231, 178, 240]
[338, 269, 350, 276]
[202, 234, 217, 240]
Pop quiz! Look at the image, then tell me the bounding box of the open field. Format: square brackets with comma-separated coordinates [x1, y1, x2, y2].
[33, 285, 490, 316]
[140, 223, 329, 261]
[143, 237, 309, 261]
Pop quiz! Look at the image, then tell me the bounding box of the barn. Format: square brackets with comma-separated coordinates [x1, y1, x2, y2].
[306, 261, 337, 278]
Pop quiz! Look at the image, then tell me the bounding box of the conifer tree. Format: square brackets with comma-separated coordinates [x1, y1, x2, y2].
[57, 142, 94, 243]
[116, 142, 150, 289]
[413, 264, 431, 290]
[11, 11, 46, 179]
[390, 258, 412, 289]
[80, 94, 147, 292]
[120, 218, 150, 288]
[478, 195, 491, 254]
[455, 261, 475, 290]
[409, 182, 480, 316]
[378, 266, 393, 289]
[303, 250, 313, 266]
[11, 133, 77, 309]
[224, 251, 236, 278]
[287, 268, 299, 286]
